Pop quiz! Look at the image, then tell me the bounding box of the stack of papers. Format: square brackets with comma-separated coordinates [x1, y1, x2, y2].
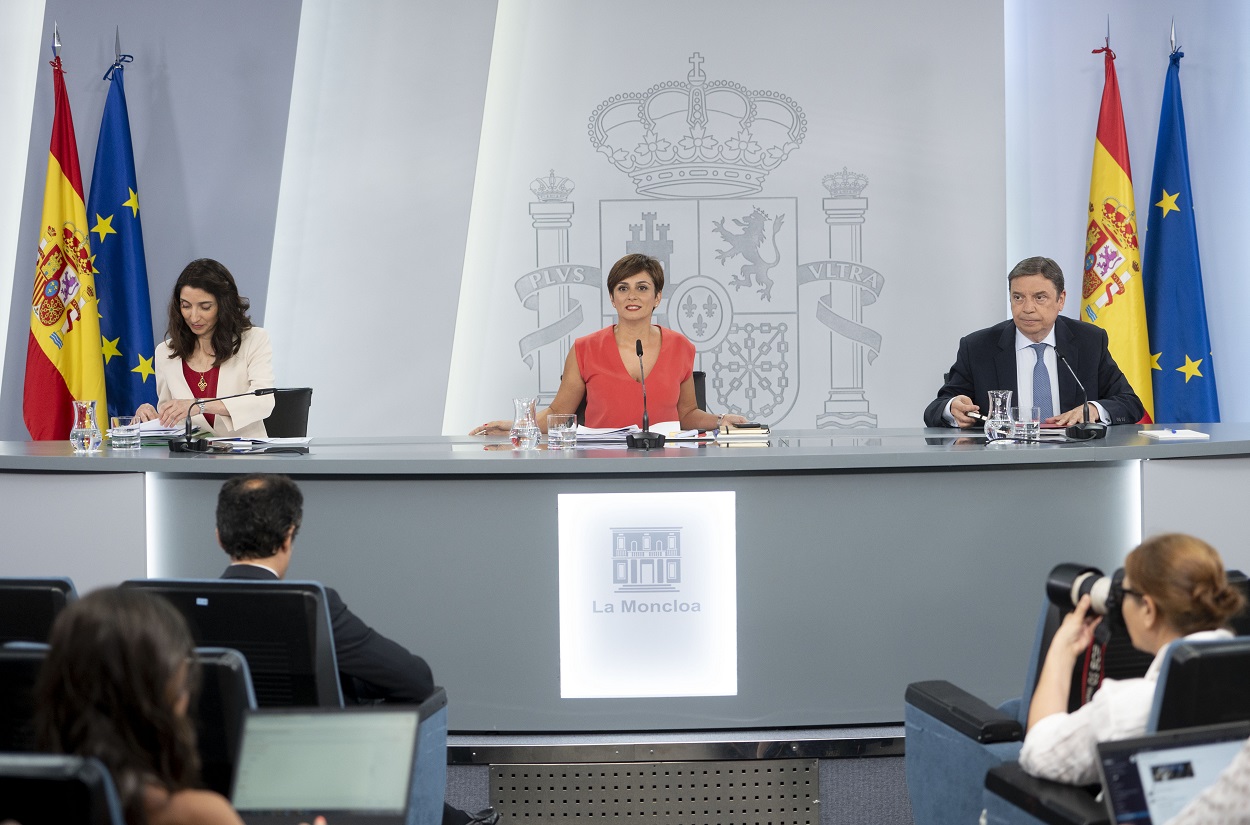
[138, 419, 188, 438]
[210, 437, 312, 454]
[1140, 428, 1210, 441]
[574, 424, 641, 444]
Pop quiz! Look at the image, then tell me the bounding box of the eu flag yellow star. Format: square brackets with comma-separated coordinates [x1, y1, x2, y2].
[123, 188, 140, 217]
[91, 213, 117, 242]
[1150, 352, 1162, 370]
[102, 336, 122, 364]
[1177, 354, 1203, 383]
[1156, 189, 1180, 218]
[132, 354, 156, 383]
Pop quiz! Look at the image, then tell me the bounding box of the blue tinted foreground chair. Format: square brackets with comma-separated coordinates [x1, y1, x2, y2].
[411, 688, 450, 825]
[980, 633, 1250, 825]
[0, 753, 126, 825]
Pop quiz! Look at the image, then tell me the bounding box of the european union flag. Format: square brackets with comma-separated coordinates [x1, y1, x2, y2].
[87, 59, 157, 419]
[1142, 51, 1219, 423]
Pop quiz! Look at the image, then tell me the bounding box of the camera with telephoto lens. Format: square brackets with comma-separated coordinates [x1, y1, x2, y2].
[1046, 563, 1128, 629]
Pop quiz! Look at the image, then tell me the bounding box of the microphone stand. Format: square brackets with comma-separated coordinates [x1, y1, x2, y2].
[625, 338, 666, 450]
[1056, 352, 1107, 440]
[168, 388, 280, 453]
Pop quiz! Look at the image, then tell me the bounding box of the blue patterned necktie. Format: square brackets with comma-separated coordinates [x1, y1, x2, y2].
[1031, 343, 1053, 420]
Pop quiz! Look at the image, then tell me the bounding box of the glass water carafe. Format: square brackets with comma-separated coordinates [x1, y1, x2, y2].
[70, 399, 103, 453]
[510, 396, 539, 451]
[984, 390, 1013, 441]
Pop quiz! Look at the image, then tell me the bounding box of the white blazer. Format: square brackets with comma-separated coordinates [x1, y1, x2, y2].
[154, 326, 275, 438]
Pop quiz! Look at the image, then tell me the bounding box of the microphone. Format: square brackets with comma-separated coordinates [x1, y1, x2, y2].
[168, 387, 280, 453]
[625, 338, 666, 450]
[1055, 352, 1107, 440]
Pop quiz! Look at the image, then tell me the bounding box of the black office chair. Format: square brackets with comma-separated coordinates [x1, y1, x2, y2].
[263, 387, 313, 437]
[193, 647, 258, 797]
[0, 645, 47, 752]
[121, 579, 343, 708]
[0, 577, 76, 645]
[574, 370, 708, 425]
[0, 753, 126, 825]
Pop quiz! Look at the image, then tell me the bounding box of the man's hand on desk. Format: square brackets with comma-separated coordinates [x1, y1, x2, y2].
[1046, 404, 1095, 428]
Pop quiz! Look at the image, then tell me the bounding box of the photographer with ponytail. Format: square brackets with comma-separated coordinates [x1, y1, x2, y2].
[1019, 533, 1246, 786]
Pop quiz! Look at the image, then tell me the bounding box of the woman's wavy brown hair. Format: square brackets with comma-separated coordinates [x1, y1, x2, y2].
[164, 258, 253, 366]
[1126, 533, 1246, 636]
[36, 588, 203, 825]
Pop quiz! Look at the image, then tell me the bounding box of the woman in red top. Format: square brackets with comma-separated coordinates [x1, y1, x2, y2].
[474, 254, 747, 433]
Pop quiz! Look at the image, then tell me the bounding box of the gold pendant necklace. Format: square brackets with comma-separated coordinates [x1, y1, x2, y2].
[196, 372, 207, 392]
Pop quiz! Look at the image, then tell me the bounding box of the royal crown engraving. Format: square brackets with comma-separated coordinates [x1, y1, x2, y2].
[588, 53, 807, 199]
[531, 169, 575, 203]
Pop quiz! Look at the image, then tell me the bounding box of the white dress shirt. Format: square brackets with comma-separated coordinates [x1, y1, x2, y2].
[1019, 629, 1233, 786]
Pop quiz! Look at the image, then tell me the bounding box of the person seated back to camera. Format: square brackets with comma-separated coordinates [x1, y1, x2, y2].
[1019, 533, 1245, 785]
[36, 587, 245, 825]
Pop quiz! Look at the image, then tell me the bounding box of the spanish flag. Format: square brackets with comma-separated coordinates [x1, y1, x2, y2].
[1080, 44, 1154, 422]
[24, 50, 106, 440]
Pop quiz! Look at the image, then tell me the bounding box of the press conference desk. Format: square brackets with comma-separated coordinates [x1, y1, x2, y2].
[2, 426, 1248, 735]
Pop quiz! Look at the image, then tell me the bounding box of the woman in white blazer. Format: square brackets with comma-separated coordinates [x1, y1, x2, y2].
[135, 259, 274, 438]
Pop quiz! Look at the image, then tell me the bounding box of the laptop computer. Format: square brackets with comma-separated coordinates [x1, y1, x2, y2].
[1096, 721, 1250, 824]
[230, 706, 425, 825]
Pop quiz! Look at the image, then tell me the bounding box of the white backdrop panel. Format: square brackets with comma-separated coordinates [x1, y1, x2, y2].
[444, 0, 1006, 433]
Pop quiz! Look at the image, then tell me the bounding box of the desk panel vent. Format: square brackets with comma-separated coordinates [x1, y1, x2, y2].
[491, 759, 819, 824]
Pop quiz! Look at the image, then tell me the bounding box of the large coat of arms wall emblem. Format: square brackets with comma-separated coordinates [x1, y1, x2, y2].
[511, 54, 887, 427]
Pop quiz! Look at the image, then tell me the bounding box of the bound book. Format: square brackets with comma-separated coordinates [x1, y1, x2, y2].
[717, 423, 770, 445]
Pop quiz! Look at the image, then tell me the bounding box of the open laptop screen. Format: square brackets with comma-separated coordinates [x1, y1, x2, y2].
[1097, 721, 1250, 825]
[231, 707, 419, 821]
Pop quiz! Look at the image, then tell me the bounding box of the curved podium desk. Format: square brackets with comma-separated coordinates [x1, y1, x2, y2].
[2, 426, 1248, 735]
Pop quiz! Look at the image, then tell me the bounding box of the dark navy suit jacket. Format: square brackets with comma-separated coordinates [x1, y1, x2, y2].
[221, 563, 435, 704]
[923, 315, 1145, 428]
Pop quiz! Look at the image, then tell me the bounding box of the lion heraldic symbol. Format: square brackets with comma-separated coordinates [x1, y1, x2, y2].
[713, 207, 786, 301]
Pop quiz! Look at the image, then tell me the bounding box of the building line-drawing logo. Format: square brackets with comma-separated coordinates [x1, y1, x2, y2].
[612, 527, 681, 593]
[593, 525, 701, 614]
[511, 53, 887, 427]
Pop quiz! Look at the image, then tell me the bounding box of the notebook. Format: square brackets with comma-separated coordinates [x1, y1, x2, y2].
[230, 706, 422, 825]
[1096, 721, 1250, 824]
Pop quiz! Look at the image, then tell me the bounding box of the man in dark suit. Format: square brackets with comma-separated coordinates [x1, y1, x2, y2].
[216, 473, 498, 825]
[924, 256, 1145, 428]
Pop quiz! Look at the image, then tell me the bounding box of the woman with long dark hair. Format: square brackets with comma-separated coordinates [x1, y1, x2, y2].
[36, 587, 243, 825]
[134, 258, 274, 437]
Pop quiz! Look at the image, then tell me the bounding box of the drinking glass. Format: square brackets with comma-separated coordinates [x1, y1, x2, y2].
[109, 415, 141, 449]
[1011, 406, 1041, 442]
[547, 414, 577, 450]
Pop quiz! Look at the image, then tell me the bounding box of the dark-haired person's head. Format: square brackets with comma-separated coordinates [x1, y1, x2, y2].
[36, 587, 201, 825]
[1007, 256, 1066, 343]
[165, 258, 253, 365]
[216, 473, 303, 560]
[1122, 533, 1246, 652]
[606, 253, 665, 294]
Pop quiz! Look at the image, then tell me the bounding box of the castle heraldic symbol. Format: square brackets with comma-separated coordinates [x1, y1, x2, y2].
[514, 53, 887, 427]
[613, 528, 681, 593]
